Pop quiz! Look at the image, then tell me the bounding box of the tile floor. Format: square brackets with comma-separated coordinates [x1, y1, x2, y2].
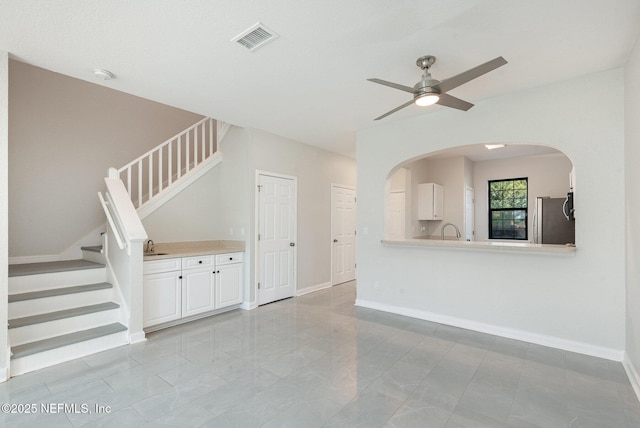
[0, 281, 639, 427]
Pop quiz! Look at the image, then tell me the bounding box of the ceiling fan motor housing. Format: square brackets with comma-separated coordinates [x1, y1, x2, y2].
[414, 79, 441, 101]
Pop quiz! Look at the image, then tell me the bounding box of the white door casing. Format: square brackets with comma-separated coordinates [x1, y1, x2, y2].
[331, 185, 356, 285]
[465, 187, 475, 241]
[257, 173, 296, 305]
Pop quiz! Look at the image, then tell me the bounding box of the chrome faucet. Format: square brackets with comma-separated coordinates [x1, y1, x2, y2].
[145, 239, 155, 253]
[440, 223, 461, 240]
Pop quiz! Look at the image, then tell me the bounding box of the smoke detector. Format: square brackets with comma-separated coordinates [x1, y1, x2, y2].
[93, 69, 115, 80]
[231, 22, 279, 51]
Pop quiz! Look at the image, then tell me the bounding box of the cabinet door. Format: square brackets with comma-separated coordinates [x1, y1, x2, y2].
[143, 271, 181, 327]
[216, 263, 243, 309]
[182, 267, 215, 317]
[433, 183, 444, 220]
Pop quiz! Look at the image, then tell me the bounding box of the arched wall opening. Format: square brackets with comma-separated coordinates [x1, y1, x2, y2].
[384, 143, 575, 244]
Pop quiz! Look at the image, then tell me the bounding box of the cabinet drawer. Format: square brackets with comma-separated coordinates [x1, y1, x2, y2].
[144, 258, 181, 275]
[182, 255, 214, 270]
[216, 252, 244, 265]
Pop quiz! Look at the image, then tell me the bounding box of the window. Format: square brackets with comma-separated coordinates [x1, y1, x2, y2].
[488, 178, 528, 240]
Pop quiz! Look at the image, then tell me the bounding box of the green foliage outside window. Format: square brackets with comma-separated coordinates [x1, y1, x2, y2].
[488, 178, 528, 239]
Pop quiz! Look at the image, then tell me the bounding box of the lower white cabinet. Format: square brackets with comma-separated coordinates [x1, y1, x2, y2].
[144, 252, 243, 328]
[182, 255, 215, 318]
[143, 270, 181, 326]
[216, 258, 243, 308]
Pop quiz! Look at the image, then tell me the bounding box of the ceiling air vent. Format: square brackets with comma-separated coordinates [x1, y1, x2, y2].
[231, 22, 279, 51]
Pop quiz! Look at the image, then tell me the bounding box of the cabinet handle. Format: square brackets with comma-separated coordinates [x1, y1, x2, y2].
[179, 275, 182, 279]
[229, 257, 233, 260]
[217, 270, 220, 274]
[199, 260, 203, 264]
[212, 271, 216, 274]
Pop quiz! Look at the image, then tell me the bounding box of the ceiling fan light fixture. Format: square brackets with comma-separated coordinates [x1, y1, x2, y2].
[415, 93, 440, 107]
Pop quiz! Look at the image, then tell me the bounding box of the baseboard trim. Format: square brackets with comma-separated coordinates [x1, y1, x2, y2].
[623, 353, 640, 403]
[9, 254, 61, 264]
[297, 281, 332, 296]
[128, 331, 146, 344]
[355, 299, 624, 362]
[241, 300, 258, 310]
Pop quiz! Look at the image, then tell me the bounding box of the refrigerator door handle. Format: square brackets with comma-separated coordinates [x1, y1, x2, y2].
[562, 198, 570, 221]
[533, 200, 538, 244]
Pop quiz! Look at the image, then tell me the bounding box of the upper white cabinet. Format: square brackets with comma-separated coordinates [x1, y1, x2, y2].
[418, 183, 444, 220]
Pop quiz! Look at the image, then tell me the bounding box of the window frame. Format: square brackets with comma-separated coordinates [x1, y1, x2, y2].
[488, 177, 528, 241]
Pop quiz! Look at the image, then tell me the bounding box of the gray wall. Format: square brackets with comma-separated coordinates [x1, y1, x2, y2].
[8, 61, 203, 259]
[142, 126, 357, 304]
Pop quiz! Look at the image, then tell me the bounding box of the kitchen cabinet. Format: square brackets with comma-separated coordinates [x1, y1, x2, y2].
[143, 252, 244, 328]
[182, 255, 215, 317]
[143, 270, 181, 327]
[216, 253, 244, 308]
[418, 183, 444, 220]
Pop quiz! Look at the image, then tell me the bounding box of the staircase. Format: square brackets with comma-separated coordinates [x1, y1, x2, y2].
[8, 255, 127, 376]
[6, 117, 232, 377]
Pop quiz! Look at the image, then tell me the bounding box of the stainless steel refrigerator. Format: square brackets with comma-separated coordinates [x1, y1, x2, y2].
[533, 196, 575, 244]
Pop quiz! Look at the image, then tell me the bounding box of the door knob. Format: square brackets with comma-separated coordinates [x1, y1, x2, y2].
[290, 242, 295, 247]
[333, 239, 338, 243]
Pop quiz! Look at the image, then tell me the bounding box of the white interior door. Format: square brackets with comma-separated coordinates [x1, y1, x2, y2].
[258, 173, 296, 305]
[332, 185, 356, 285]
[465, 187, 475, 241]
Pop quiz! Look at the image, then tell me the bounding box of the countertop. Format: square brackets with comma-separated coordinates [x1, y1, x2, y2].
[383, 237, 576, 255]
[143, 240, 245, 261]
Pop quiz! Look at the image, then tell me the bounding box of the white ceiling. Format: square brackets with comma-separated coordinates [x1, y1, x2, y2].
[1, 1, 639, 158]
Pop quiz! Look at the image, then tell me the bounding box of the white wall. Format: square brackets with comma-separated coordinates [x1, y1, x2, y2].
[0, 50, 9, 380]
[625, 33, 640, 387]
[356, 69, 625, 359]
[8, 61, 203, 258]
[473, 153, 573, 242]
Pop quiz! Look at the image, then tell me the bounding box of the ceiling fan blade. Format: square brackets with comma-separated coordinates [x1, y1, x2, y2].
[434, 56, 507, 93]
[368, 78, 415, 93]
[374, 99, 415, 120]
[436, 93, 474, 111]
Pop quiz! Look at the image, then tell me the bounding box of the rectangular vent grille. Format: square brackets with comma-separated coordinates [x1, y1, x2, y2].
[231, 23, 279, 51]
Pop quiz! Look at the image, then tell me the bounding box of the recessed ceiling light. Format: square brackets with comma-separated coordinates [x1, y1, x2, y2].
[93, 69, 115, 80]
[485, 144, 506, 150]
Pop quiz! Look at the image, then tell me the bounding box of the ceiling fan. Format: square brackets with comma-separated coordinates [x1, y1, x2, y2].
[368, 55, 508, 120]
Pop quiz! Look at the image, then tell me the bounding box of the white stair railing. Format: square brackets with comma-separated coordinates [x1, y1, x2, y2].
[116, 117, 226, 209]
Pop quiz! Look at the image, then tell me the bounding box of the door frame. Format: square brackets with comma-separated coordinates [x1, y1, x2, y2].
[254, 170, 298, 305]
[331, 183, 356, 286]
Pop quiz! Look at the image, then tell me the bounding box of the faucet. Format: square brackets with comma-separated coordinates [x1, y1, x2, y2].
[145, 239, 155, 253]
[440, 223, 461, 240]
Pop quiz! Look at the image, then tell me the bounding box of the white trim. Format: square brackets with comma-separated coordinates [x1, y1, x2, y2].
[138, 152, 222, 219]
[128, 331, 147, 344]
[355, 298, 624, 362]
[623, 353, 640, 403]
[9, 254, 61, 264]
[296, 281, 332, 296]
[330, 184, 357, 286]
[255, 170, 298, 306]
[240, 301, 258, 310]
